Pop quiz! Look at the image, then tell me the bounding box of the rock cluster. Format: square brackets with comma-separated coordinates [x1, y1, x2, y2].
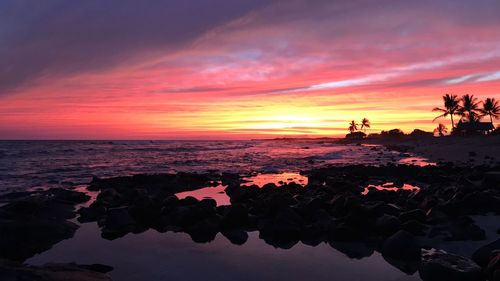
[75, 164, 500, 280]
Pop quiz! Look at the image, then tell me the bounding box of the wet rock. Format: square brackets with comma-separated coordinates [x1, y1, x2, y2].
[486, 251, 500, 281]
[401, 219, 428, 236]
[0, 190, 83, 261]
[221, 229, 248, 245]
[220, 204, 248, 228]
[0, 220, 78, 261]
[78, 203, 106, 223]
[472, 238, 500, 267]
[447, 217, 486, 241]
[419, 250, 484, 281]
[101, 207, 136, 240]
[47, 188, 91, 204]
[399, 209, 427, 223]
[375, 214, 401, 235]
[186, 216, 220, 243]
[381, 230, 421, 261]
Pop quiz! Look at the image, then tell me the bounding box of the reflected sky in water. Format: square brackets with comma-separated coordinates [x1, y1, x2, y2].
[28, 223, 422, 281]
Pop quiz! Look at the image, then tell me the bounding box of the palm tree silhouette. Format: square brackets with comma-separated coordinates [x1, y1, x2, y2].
[360, 118, 370, 132]
[480, 98, 500, 124]
[434, 123, 448, 137]
[433, 94, 459, 128]
[458, 94, 480, 122]
[348, 120, 358, 133]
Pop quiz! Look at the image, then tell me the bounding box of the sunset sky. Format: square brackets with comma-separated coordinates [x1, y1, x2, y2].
[1, 0, 500, 139]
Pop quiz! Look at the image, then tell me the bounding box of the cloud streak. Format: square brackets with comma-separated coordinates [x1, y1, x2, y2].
[1, 0, 500, 139]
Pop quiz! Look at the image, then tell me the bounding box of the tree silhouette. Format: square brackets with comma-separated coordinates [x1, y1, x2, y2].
[348, 120, 358, 133]
[433, 94, 459, 128]
[360, 118, 370, 132]
[434, 123, 448, 137]
[480, 97, 500, 124]
[458, 94, 480, 122]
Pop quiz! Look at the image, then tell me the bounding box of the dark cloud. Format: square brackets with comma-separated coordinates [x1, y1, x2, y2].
[0, 0, 274, 94]
[1, 0, 500, 95]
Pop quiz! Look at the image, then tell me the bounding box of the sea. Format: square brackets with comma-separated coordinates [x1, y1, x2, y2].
[1, 140, 437, 281]
[0, 139, 429, 194]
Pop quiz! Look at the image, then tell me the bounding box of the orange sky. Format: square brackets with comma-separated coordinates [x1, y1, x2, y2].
[1, 1, 500, 139]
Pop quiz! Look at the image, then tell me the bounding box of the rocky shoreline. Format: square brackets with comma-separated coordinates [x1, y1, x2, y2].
[1, 164, 499, 280]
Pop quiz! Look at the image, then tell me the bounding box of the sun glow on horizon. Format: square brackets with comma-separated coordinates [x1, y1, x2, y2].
[1, 1, 500, 139]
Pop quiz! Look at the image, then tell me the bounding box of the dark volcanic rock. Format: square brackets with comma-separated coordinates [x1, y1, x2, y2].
[375, 214, 401, 235]
[381, 230, 421, 261]
[221, 229, 248, 245]
[472, 239, 500, 267]
[0, 188, 86, 261]
[220, 204, 248, 228]
[0, 219, 78, 261]
[486, 251, 500, 281]
[101, 207, 136, 240]
[419, 250, 484, 281]
[399, 209, 427, 223]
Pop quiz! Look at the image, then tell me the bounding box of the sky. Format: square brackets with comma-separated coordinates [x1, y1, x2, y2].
[1, 0, 500, 139]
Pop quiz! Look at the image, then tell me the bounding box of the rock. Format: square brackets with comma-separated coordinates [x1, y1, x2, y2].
[399, 209, 427, 223]
[220, 204, 248, 228]
[47, 188, 91, 204]
[419, 250, 484, 281]
[486, 251, 500, 281]
[78, 203, 106, 223]
[472, 239, 500, 267]
[381, 230, 421, 261]
[101, 207, 136, 240]
[401, 219, 428, 236]
[447, 217, 486, 241]
[375, 214, 401, 235]
[0, 219, 78, 261]
[221, 229, 248, 245]
[186, 216, 220, 243]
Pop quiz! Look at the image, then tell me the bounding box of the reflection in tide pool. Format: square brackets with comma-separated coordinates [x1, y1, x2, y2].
[174, 172, 309, 206]
[28, 223, 421, 281]
[175, 184, 230, 206]
[242, 172, 308, 187]
[362, 182, 420, 195]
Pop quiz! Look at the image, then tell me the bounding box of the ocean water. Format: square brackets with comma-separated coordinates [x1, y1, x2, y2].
[0, 139, 427, 194]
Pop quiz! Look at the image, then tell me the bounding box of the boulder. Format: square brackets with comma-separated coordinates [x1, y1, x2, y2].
[375, 214, 401, 235]
[221, 229, 248, 245]
[419, 250, 484, 281]
[472, 239, 500, 267]
[399, 209, 427, 223]
[220, 204, 248, 228]
[381, 230, 421, 261]
[486, 251, 500, 281]
[0, 219, 78, 261]
[101, 207, 136, 240]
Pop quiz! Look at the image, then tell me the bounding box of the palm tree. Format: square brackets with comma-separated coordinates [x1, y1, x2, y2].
[433, 94, 459, 128]
[458, 94, 480, 122]
[360, 118, 371, 132]
[434, 123, 448, 137]
[480, 98, 500, 124]
[348, 120, 358, 133]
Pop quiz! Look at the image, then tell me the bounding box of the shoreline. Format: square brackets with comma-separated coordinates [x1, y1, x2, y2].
[0, 138, 499, 280]
[343, 135, 500, 166]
